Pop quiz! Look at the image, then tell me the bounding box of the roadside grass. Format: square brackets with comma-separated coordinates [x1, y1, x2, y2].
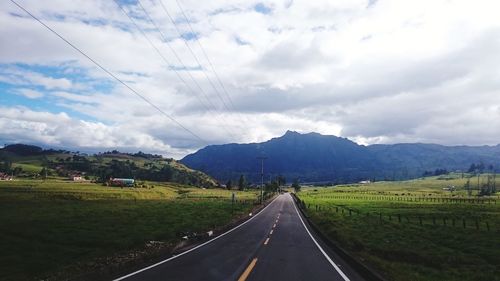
[0, 180, 258, 281]
[297, 178, 500, 281]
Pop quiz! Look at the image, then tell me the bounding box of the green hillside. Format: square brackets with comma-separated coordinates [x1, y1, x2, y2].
[0, 144, 217, 187]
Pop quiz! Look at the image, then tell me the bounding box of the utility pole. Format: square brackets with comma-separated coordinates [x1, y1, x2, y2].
[257, 156, 267, 204]
[493, 168, 497, 194]
[477, 172, 480, 195]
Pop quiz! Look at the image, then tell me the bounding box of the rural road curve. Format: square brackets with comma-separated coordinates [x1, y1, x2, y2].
[115, 193, 366, 281]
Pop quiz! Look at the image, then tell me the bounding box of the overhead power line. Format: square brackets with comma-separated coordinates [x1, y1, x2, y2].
[135, 0, 216, 110]
[135, 0, 238, 138]
[167, 0, 250, 138]
[173, 0, 238, 110]
[157, 0, 232, 113]
[113, 0, 237, 139]
[10, 0, 207, 145]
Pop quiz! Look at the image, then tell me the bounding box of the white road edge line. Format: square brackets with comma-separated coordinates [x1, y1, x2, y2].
[114, 196, 280, 281]
[291, 194, 350, 281]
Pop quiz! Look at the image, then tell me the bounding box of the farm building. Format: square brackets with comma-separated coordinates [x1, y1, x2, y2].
[0, 172, 13, 181]
[109, 178, 135, 187]
[72, 175, 84, 181]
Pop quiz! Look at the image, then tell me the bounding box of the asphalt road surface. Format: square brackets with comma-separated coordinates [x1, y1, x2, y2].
[115, 193, 365, 281]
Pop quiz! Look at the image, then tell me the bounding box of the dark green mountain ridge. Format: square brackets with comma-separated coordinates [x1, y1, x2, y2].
[180, 131, 500, 183]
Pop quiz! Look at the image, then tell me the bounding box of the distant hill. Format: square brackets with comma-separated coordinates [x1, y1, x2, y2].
[2, 144, 44, 156]
[0, 144, 216, 187]
[180, 131, 500, 183]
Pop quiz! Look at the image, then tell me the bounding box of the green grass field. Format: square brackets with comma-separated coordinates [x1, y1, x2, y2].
[0, 179, 259, 280]
[297, 176, 500, 281]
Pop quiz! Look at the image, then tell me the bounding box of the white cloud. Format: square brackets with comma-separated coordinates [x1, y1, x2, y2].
[15, 88, 44, 99]
[1, 0, 500, 157]
[0, 106, 192, 158]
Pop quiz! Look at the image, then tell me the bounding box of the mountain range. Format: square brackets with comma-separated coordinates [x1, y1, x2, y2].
[180, 131, 500, 183]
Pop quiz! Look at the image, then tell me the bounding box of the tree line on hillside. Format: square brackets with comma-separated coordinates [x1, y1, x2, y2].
[422, 162, 496, 177]
[0, 145, 214, 187]
[58, 157, 213, 187]
[223, 174, 301, 193]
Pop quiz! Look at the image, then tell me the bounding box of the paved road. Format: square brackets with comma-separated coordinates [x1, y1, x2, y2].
[115, 193, 365, 281]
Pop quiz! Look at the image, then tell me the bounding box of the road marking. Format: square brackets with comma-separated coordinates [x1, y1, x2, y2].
[270, 229, 274, 235]
[273, 223, 276, 228]
[113, 196, 280, 281]
[238, 258, 258, 281]
[275, 219, 279, 223]
[291, 194, 350, 281]
[264, 237, 270, 245]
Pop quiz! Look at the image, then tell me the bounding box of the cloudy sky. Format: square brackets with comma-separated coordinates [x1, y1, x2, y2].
[1, 0, 500, 158]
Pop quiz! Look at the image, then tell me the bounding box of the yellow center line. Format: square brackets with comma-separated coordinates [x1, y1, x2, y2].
[238, 258, 258, 281]
[264, 237, 270, 245]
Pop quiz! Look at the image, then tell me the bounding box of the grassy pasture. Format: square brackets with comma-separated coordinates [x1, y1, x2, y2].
[0, 179, 258, 280]
[297, 176, 500, 281]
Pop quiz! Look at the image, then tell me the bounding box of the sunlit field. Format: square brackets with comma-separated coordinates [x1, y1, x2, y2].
[0, 179, 259, 280]
[297, 175, 500, 281]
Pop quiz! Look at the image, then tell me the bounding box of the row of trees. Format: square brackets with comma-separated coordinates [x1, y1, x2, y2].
[422, 168, 449, 177]
[463, 174, 497, 196]
[224, 174, 302, 193]
[422, 163, 497, 177]
[468, 163, 495, 173]
[225, 175, 249, 191]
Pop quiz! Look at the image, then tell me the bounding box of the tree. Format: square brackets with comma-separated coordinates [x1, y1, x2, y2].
[276, 175, 286, 186]
[464, 179, 471, 197]
[477, 162, 485, 173]
[226, 180, 232, 190]
[40, 167, 47, 179]
[0, 159, 12, 172]
[292, 178, 301, 193]
[434, 168, 448, 176]
[238, 175, 246, 191]
[468, 163, 477, 173]
[265, 180, 279, 193]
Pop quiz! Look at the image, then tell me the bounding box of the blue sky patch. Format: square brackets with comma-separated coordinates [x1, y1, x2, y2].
[0, 63, 114, 123]
[235, 36, 250, 46]
[181, 32, 198, 41]
[254, 3, 272, 15]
